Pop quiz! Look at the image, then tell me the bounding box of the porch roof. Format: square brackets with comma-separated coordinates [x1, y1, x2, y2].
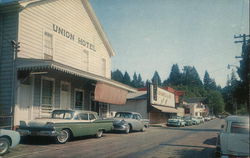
[16, 58, 137, 93]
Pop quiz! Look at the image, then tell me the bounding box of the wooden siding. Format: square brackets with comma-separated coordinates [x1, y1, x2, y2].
[0, 12, 18, 115]
[18, 0, 111, 78]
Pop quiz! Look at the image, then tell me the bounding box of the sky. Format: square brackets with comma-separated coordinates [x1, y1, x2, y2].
[90, 0, 249, 87]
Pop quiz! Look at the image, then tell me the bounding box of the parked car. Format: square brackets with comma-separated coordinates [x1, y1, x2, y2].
[183, 116, 193, 126]
[191, 117, 201, 125]
[112, 112, 148, 133]
[18, 110, 113, 144]
[197, 116, 205, 123]
[216, 116, 249, 158]
[167, 116, 186, 127]
[0, 129, 20, 156]
[204, 116, 211, 121]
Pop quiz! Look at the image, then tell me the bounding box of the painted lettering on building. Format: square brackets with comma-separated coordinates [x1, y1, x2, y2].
[53, 24, 96, 52]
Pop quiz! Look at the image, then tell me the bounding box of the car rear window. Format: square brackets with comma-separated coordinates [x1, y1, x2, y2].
[231, 122, 249, 134]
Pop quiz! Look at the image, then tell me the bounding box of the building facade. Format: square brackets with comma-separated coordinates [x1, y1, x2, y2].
[0, 0, 136, 129]
[110, 85, 183, 124]
[183, 98, 208, 117]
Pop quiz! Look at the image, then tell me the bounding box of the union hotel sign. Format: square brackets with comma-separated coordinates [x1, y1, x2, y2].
[53, 24, 96, 52]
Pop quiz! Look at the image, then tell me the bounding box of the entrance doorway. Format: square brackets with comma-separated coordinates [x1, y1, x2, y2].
[15, 83, 33, 125]
[60, 82, 71, 109]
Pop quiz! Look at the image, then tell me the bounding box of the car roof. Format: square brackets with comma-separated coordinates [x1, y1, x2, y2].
[225, 115, 249, 123]
[53, 109, 97, 115]
[116, 111, 141, 115]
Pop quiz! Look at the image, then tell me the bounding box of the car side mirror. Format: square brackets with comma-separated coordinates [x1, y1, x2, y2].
[221, 125, 224, 128]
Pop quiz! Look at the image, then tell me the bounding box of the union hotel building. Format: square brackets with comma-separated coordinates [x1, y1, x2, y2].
[0, 0, 136, 128]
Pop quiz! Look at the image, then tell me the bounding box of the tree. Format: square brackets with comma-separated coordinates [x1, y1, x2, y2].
[151, 71, 161, 86]
[123, 71, 131, 85]
[137, 74, 144, 88]
[182, 66, 202, 86]
[206, 90, 225, 115]
[131, 72, 138, 88]
[164, 64, 182, 86]
[111, 69, 123, 83]
[203, 71, 217, 90]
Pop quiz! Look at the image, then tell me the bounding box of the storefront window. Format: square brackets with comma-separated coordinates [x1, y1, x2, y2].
[75, 90, 84, 110]
[42, 79, 54, 105]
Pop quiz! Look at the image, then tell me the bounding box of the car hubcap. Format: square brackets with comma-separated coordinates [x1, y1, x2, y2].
[0, 140, 8, 154]
[57, 130, 69, 143]
[97, 131, 103, 137]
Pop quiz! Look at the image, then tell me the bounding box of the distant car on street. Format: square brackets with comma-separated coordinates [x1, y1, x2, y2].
[197, 116, 205, 123]
[216, 115, 249, 158]
[112, 112, 148, 133]
[183, 116, 193, 126]
[167, 116, 186, 127]
[204, 116, 211, 121]
[18, 110, 113, 144]
[191, 117, 201, 125]
[0, 129, 20, 156]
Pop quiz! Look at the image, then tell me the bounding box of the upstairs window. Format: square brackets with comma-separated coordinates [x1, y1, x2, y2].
[101, 58, 106, 77]
[82, 50, 89, 71]
[44, 32, 53, 60]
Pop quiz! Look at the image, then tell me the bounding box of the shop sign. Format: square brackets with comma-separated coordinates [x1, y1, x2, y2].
[53, 24, 96, 52]
[150, 85, 175, 108]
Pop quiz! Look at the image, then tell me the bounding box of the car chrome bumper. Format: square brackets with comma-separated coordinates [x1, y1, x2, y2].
[18, 129, 57, 137]
[167, 122, 180, 126]
[113, 124, 128, 131]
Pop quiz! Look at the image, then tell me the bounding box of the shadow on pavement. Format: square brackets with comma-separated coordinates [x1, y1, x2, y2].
[20, 135, 104, 145]
[163, 127, 220, 132]
[159, 143, 216, 158]
[203, 137, 217, 145]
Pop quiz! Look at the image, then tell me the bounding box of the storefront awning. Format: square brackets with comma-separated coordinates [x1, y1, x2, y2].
[16, 58, 137, 93]
[94, 82, 128, 104]
[152, 105, 178, 113]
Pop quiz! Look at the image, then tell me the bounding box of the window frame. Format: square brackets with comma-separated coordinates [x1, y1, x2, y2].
[43, 30, 54, 60]
[74, 88, 84, 110]
[40, 77, 55, 106]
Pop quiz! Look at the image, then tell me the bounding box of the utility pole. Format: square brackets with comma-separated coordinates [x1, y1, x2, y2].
[234, 34, 250, 114]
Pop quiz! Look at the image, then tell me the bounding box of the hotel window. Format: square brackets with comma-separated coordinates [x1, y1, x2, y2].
[41, 79, 54, 105]
[44, 32, 53, 60]
[82, 50, 89, 71]
[101, 58, 106, 77]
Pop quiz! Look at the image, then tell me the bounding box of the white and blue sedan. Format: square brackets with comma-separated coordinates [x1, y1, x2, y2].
[0, 129, 20, 156]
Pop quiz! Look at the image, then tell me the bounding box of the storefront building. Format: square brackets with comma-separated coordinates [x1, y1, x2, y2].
[0, 0, 136, 129]
[110, 84, 183, 124]
[183, 98, 208, 117]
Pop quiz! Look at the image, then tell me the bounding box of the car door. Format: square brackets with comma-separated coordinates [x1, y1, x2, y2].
[77, 113, 92, 136]
[88, 113, 97, 134]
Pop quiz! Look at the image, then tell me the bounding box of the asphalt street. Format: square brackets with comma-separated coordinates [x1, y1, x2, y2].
[3, 119, 223, 158]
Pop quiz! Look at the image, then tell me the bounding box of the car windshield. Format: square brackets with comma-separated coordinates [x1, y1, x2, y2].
[115, 112, 133, 119]
[230, 122, 249, 134]
[171, 116, 181, 119]
[184, 116, 191, 120]
[52, 110, 74, 120]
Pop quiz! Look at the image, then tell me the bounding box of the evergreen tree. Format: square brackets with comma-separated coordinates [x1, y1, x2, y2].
[182, 66, 202, 86]
[131, 72, 138, 88]
[151, 71, 161, 86]
[123, 71, 131, 85]
[203, 70, 217, 90]
[111, 69, 124, 83]
[166, 64, 182, 86]
[137, 74, 144, 88]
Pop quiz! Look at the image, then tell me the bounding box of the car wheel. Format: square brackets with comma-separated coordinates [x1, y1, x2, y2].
[55, 129, 70, 144]
[96, 130, 103, 138]
[125, 125, 130, 134]
[140, 126, 145, 132]
[0, 137, 10, 156]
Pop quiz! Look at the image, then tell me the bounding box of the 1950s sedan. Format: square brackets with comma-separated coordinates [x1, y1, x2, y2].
[18, 110, 113, 144]
[0, 129, 20, 156]
[215, 115, 249, 158]
[113, 112, 149, 133]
